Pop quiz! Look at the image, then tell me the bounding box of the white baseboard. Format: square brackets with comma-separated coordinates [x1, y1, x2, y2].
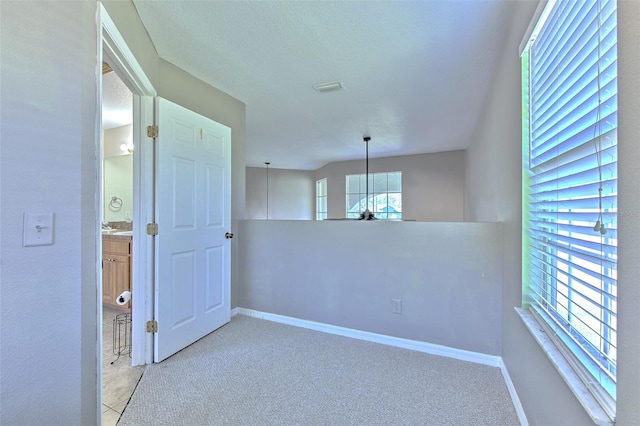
[498, 358, 529, 426]
[236, 307, 501, 366]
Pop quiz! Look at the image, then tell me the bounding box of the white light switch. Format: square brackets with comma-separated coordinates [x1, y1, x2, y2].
[23, 213, 55, 247]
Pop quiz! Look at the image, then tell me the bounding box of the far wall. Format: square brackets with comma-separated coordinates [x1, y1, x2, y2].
[316, 150, 465, 221]
[245, 150, 466, 222]
[238, 220, 503, 355]
[245, 167, 315, 220]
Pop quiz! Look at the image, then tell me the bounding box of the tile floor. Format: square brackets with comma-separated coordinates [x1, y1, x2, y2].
[102, 306, 145, 426]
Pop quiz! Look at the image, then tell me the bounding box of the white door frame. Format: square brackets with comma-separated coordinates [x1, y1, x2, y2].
[99, 3, 156, 367]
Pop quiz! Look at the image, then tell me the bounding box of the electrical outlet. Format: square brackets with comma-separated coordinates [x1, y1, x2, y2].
[392, 299, 402, 314]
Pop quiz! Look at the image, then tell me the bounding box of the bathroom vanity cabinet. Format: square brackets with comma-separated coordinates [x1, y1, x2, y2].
[102, 235, 132, 311]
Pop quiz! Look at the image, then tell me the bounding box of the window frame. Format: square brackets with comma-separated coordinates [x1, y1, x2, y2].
[345, 171, 402, 220]
[316, 178, 327, 221]
[521, 0, 618, 422]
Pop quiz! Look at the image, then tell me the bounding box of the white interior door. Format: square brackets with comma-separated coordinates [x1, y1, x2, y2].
[154, 97, 231, 362]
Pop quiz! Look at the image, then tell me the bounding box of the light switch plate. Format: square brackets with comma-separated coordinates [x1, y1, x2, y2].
[392, 298, 402, 314]
[23, 213, 55, 247]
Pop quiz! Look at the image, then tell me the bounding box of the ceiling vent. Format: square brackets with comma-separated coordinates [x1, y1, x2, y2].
[313, 81, 344, 94]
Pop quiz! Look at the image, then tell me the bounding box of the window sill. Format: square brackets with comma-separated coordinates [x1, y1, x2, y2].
[515, 307, 614, 426]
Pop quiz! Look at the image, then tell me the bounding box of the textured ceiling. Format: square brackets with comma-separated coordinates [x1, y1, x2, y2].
[131, 0, 515, 170]
[102, 70, 132, 130]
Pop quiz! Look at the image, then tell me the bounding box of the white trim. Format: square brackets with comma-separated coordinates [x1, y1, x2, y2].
[100, 4, 155, 96]
[95, 6, 104, 425]
[498, 358, 529, 426]
[236, 308, 502, 367]
[519, 0, 551, 56]
[516, 308, 613, 426]
[99, 2, 157, 368]
[131, 94, 155, 366]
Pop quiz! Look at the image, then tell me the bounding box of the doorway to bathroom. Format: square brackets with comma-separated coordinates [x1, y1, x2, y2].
[100, 3, 157, 370]
[99, 7, 157, 424]
[100, 60, 143, 423]
[101, 63, 134, 309]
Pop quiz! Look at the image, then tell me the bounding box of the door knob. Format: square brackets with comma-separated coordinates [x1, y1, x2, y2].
[225, 232, 234, 239]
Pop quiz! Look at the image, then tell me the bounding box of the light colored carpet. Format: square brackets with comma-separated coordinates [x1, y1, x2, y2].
[119, 315, 519, 425]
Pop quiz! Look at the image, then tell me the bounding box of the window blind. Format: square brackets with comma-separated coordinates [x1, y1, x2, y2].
[525, 0, 617, 405]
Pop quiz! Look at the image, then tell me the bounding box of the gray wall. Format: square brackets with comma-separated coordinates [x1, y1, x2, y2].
[246, 167, 315, 220]
[1, 2, 99, 424]
[465, 0, 640, 424]
[316, 151, 465, 221]
[0, 1, 246, 423]
[237, 220, 503, 355]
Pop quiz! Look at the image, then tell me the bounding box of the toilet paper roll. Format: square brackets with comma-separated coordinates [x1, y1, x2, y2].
[116, 291, 132, 305]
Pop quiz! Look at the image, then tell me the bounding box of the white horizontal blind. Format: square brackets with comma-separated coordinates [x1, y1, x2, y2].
[525, 0, 618, 402]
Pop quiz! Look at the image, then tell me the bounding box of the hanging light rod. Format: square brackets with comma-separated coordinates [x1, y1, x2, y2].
[360, 136, 376, 221]
[265, 162, 270, 220]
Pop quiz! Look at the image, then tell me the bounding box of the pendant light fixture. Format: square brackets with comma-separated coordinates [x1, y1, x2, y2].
[359, 136, 376, 220]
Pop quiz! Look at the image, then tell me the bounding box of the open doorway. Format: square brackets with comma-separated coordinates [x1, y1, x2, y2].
[100, 62, 143, 425]
[99, 6, 157, 423]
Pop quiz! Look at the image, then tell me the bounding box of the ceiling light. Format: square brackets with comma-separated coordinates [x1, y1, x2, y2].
[120, 143, 133, 154]
[313, 81, 344, 93]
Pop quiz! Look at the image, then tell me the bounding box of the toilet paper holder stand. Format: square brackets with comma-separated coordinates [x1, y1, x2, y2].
[111, 312, 132, 364]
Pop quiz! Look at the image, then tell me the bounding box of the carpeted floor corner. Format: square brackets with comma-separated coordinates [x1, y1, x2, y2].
[118, 315, 519, 425]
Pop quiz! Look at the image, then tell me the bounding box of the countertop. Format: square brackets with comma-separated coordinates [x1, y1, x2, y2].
[102, 230, 133, 240]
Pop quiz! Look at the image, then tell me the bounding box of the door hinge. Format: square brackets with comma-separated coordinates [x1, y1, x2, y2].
[146, 223, 158, 236]
[146, 320, 158, 333]
[147, 125, 159, 139]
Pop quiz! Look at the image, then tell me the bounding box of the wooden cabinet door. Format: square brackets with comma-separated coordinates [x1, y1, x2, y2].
[102, 253, 131, 310]
[102, 253, 118, 306]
